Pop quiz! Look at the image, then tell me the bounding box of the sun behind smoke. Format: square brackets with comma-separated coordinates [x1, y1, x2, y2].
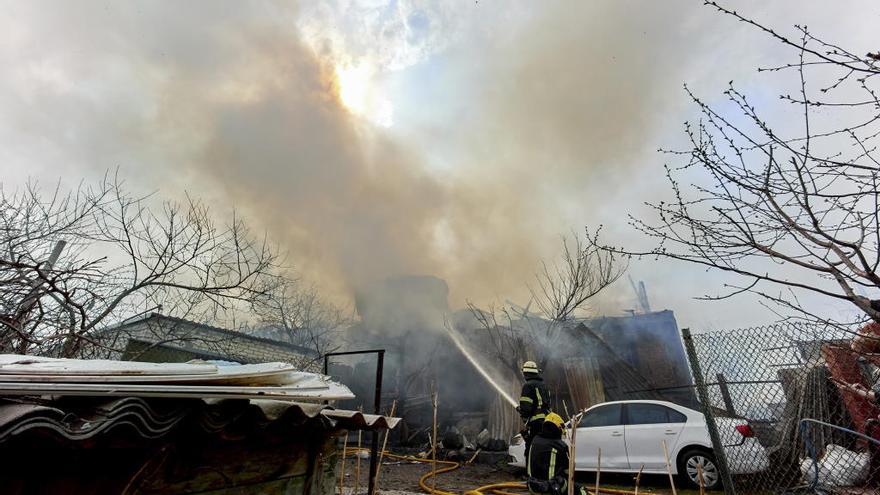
[334, 61, 394, 127]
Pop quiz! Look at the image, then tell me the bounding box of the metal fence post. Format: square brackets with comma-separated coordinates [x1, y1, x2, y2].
[682, 327, 736, 495]
[716, 373, 737, 418]
[322, 349, 386, 495]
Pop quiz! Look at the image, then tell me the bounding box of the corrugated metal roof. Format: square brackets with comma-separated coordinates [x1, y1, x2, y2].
[0, 354, 393, 448]
[0, 396, 398, 445]
[102, 313, 320, 357]
[0, 354, 355, 400]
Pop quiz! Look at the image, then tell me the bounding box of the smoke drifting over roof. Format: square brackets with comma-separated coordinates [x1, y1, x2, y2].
[1, 1, 876, 324]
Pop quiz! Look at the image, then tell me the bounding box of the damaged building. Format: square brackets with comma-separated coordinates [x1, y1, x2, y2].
[328, 275, 696, 450]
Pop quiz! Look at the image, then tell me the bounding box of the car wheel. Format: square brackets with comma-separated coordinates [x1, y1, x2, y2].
[678, 449, 721, 490]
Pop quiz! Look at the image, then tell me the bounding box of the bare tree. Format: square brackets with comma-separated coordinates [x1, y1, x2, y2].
[0, 175, 280, 357]
[589, 2, 880, 329]
[248, 276, 349, 360]
[467, 229, 625, 373]
[531, 230, 625, 323]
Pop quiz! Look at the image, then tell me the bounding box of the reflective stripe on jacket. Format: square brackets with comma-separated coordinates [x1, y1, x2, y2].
[527, 432, 569, 494]
[519, 374, 550, 422]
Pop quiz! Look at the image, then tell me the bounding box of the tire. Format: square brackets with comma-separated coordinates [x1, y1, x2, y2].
[678, 449, 721, 491]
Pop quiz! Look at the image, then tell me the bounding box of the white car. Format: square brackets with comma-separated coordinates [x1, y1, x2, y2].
[509, 400, 769, 490]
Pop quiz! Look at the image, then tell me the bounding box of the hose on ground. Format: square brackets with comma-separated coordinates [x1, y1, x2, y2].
[341, 448, 639, 495]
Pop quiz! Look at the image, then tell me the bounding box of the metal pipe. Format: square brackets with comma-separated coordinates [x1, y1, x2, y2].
[325, 349, 387, 359]
[368, 350, 384, 495]
[716, 373, 737, 417]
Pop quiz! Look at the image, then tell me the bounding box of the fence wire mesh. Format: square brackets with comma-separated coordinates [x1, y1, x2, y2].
[684, 322, 880, 494]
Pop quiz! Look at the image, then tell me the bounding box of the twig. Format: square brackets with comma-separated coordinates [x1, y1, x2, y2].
[121, 445, 169, 495]
[467, 449, 482, 464]
[661, 440, 677, 495]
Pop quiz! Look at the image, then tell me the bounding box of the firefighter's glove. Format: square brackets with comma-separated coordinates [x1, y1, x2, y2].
[549, 476, 567, 495]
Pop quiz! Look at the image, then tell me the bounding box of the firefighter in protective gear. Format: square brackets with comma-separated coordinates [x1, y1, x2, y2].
[518, 360, 550, 459]
[527, 413, 586, 495]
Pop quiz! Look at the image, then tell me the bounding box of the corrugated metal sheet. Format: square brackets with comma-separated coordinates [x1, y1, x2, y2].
[0, 380, 354, 400]
[0, 354, 355, 400]
[0, 396, 399, 445]
[0, 354, 218, 375]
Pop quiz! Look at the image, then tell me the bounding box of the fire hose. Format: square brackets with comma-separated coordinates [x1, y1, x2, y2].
[342, 448, 639, 495]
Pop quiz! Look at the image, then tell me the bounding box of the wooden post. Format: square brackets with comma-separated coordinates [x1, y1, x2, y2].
[562, 402, 572, 495]
[634, 464, 644, 495]
[696, 462, 705, 495]
[594, 447, 601, 495]
[371, 400, 397, 492]
[568, 412, 582, 495]
[431, 384, 439, 493]
[662, 440, 677, 495]
[355, 409, 363, 495]
[339, 433, 349, 495]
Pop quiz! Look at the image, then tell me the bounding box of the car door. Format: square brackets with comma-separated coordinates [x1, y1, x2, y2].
[574, 403, 628, 471]
[623, 403, 688, 471]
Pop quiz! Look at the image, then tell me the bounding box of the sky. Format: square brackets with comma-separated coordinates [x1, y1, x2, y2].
[0, 0, 877, 331]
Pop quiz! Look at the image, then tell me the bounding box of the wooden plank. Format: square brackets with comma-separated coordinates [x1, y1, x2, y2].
[563, 357, 605, 412]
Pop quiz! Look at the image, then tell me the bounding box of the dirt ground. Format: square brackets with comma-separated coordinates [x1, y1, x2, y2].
[336, 457, 718, 495]
[338, 457, 516, 493]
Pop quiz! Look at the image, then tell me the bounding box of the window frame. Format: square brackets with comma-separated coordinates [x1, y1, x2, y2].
[578, 403, 623, 428]
[623, 403, 688, 425]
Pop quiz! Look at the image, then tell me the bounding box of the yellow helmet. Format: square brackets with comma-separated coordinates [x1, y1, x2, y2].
[545, 412, 565, 429]
[522, 361, 539, 374]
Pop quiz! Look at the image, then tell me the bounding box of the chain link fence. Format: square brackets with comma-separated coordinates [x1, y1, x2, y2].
[682, 323, 880, 494]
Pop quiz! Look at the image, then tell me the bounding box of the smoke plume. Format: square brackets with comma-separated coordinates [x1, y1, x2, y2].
[2, 0, 873, 324]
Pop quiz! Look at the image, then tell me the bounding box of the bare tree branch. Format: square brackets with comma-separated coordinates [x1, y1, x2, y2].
[0, 173, 281, 356]
[588, 4, 880, 326]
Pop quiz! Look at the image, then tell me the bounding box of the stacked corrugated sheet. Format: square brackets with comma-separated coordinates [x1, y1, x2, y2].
[0, 354, 354, 401]
[0, 354, 399, 446]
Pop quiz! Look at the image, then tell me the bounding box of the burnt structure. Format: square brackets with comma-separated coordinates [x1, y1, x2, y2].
[579, 310, 697, 407]
[331, 276, 695, 449]
[340, 276, 494, 445]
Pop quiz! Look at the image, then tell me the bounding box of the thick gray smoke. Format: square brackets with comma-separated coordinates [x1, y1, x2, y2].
[1, 1, 875, 326]
[0, 1, 703, 302]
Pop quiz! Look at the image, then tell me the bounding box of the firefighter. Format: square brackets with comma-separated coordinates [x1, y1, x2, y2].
[527, 413, 586, 495]
[518, 360, 550, 459]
